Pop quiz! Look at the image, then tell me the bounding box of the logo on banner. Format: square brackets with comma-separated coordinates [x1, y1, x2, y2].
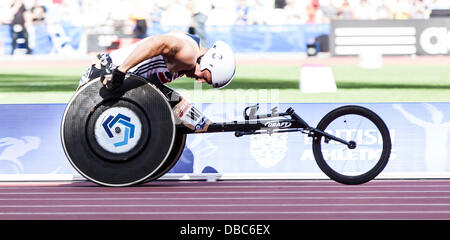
[420, 27, 450, 54]
[250, 133, 288, 168]
[393, 103, 449, 172]
[0, 136, 40, 173]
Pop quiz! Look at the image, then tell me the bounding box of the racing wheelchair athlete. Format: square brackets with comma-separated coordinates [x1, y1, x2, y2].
[62, 31, 391, 187]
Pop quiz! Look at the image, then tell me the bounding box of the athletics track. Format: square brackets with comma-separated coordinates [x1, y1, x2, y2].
[0, 179, 449, 220]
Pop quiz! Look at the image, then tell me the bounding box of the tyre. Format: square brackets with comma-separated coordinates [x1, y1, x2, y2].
[143, 133, 187, 182]
[312, 105, 391, 185]
[61, 75, 176, 187]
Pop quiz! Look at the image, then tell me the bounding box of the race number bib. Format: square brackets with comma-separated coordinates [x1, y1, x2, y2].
[173, 98, 211, 132]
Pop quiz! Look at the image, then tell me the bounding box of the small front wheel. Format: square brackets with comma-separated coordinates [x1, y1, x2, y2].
[312, 105, 391, 185]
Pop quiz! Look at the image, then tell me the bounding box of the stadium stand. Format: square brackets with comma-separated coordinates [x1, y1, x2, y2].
[0, 0, 449, 55]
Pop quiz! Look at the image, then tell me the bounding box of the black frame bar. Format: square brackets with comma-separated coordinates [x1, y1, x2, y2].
[176, 105, 353, 148]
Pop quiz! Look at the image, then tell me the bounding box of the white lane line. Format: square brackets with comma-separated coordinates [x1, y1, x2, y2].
[0, 190, 450, 195]
[0, 195, 449, 202]
[1, 196, 450, 201]
[1, 184, 450, 190]
[0, 179, 448, 187]
[0, 203, 449, 208]
[0, 178, 450, 187]
[1, 211, 450, 216]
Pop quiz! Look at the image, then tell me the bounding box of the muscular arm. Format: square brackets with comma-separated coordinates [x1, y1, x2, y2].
[117, 34, 196, 73]
[103, 33, 198, 90]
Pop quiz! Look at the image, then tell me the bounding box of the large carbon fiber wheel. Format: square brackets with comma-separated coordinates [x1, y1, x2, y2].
[143, 133, 187, 182]
[61, 75, 175, 187]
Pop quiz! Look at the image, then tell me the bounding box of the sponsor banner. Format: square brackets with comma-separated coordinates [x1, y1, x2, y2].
[0, 103, 449, 178]
[87, 24, 330, 53]
[331, 19, 450, 56]
[0, 104, 69, 174]
[172, 102, 450, 176]
[0, 24, 82, 55]
[1, 23, 328, 54]
[203, 24, 330, 53]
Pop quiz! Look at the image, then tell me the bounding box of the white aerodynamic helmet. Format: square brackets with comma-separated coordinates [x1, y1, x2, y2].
[200, 40, 236, 88]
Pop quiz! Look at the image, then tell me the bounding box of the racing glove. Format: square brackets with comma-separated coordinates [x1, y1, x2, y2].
[104, 68, 126, 90]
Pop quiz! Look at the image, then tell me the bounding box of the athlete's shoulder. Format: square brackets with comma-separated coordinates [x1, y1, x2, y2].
[159, 32, 201, 69]
[166, 31, 200, 48]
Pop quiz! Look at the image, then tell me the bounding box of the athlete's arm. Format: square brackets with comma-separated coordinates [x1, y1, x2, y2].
[103, 34, 197, 90]
[117, 34, 196, 73]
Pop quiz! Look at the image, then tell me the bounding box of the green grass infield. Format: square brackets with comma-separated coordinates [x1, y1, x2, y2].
[0, 64, 449, 104]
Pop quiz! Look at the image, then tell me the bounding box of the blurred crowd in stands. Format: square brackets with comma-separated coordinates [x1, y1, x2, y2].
[1, 0, 449, 54]
[2, 0, 450, 27]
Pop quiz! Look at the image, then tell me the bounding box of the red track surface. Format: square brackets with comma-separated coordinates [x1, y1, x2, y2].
[0, 179, 449, 220]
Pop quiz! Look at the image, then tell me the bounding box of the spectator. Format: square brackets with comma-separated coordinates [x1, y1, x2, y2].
[353, 0, 375, 19]
[285, 0, 307, 24]
[247, 0, 271, 25]
[274, 0, 286, 9]
[10, 0, 32, 54]
[392, 0, 411, 19]
[149, 2, 162, 25]
[305, 0, 321, 23]
[30, 1, 46, 24]
[129, 0, 151, 39]
[188, 0, 211, 47]
[410, 0, 427, 19]
[337, 0, 354, 19]
[235, 0, 250, 25]
[318, 0, 338, 23]
[45, 0, 64, 25]
[375, 0, 392, 19]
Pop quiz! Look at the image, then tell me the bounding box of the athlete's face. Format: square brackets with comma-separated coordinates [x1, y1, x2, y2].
[184, 55, 212, 85]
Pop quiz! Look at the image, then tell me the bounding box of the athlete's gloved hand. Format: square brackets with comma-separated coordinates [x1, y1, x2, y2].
[103, 68, 126, 90]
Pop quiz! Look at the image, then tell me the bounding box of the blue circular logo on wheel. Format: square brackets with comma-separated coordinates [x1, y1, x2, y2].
[94, 107, 142, 153]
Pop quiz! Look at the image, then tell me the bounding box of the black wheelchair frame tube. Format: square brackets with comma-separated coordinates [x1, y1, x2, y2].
[176, 106, 353, 148]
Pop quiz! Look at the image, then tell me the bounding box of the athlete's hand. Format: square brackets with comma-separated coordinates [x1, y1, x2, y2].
[103, 68, 126, 90]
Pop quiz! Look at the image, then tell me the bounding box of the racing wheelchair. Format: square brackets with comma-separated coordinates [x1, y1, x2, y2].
[61, 74, 391, 186]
